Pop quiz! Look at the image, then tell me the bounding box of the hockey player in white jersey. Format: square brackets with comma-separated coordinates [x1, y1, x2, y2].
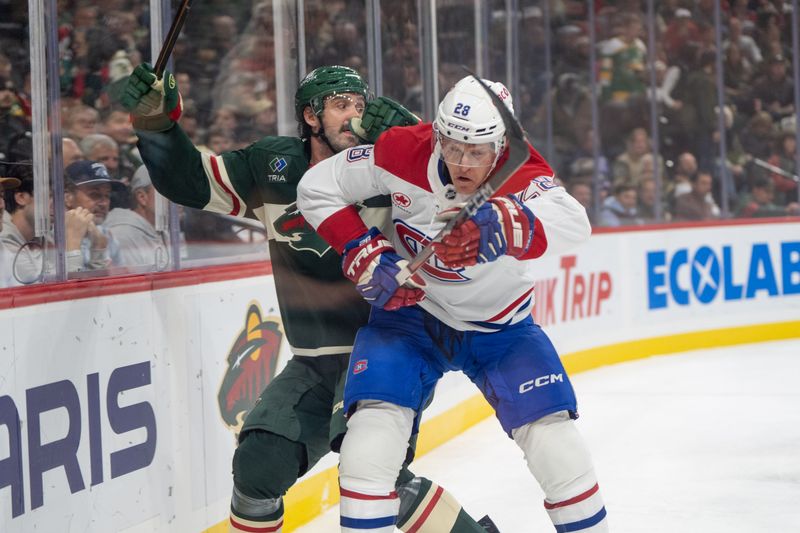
[297, 76, 609, 532]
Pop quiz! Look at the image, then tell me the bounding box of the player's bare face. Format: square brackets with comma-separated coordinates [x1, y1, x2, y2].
[321, 93, 367, 153]
[439, 137, 496, 195]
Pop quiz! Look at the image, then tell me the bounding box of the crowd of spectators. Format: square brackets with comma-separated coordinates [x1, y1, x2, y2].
[530, 0, 799, 226]
[1, 0, 799, 287]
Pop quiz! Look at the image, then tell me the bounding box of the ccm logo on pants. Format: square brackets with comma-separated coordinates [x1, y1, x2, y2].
[519, 373, 563, 393]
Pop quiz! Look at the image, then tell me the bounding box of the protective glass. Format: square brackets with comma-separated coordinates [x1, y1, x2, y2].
[435, 131, 498, 168]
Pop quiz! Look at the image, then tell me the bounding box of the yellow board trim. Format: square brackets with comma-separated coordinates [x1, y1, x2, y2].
[204, 319, 800, 532]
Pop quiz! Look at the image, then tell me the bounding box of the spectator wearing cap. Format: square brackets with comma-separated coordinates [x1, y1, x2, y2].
[663, 8, 701, 63]
[104, 165, 167, 269]
[1, 162, 93, 283]
[0, 173, 21, 287]
[751, 54, 795, 122]
[64, 160, 123, 269]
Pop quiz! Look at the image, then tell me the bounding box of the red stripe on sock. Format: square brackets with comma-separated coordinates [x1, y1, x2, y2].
[229, 517, 283, 532]
[544, 483, 599, 510]
[340, 488, 399, 501]
[405, 485, 444, 533]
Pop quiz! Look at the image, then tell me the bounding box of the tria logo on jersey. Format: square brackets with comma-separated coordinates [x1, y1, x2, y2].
[269, 157, 287, 172]
[395, 220, 469, 282]
[646, 241, 800, 309]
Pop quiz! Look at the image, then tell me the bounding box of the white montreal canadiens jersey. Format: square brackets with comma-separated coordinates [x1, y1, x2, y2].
[297, 124, 591, 332]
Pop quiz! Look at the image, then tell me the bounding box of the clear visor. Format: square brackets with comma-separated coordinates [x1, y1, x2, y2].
[435, 131, 499, 168]
[322, 93, 366, 115]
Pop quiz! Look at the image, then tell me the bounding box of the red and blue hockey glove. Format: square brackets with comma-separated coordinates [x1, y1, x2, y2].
[349, 96, 420, 144]
[342, 227, 426, 311]
[432, 196, 535, 268]
[120, 62, 183, 131]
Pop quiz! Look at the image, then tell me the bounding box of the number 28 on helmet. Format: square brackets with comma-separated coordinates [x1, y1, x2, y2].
[433, 76, 514, 168]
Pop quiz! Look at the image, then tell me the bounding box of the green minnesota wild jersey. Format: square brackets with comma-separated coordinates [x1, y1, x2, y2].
[137, 125, 389, 356]
[599, 37, 647, 103]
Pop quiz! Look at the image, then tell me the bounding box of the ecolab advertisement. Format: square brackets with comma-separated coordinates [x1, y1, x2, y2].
[0, 220, 798, 532]
[529, 221, 800, 356]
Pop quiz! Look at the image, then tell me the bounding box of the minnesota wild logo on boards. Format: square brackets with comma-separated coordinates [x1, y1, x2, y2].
[217, 303, 283, 433]
[273, 202, 332, 256]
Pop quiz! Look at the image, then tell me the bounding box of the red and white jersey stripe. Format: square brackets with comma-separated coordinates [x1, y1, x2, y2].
[297, 123, 591, 332]
[200, 151, 247, 217]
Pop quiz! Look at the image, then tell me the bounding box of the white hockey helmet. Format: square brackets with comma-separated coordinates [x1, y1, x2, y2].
[434, 76, 514, 167]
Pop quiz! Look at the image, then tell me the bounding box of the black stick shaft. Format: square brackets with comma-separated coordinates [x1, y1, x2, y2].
[154, 0, 193, 77]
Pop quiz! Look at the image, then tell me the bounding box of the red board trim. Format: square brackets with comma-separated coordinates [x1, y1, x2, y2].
[0, 261, 272, 311]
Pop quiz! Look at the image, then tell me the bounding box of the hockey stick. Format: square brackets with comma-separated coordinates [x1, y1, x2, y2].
[396, 69, 530, 284]
[752, 157, 800, 183]
[154, 0, 194, 77]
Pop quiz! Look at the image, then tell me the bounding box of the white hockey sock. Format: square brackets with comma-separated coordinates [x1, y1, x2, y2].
[338, 400, 415, 532]
[513, 412, 608, 532]
[340, 487, 400, 532]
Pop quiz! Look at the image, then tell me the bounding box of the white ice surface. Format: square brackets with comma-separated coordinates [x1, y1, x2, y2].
[295, 339, 800, 532]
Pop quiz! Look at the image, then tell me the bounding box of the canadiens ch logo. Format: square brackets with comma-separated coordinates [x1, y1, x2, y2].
[353, 359, 368, 374]
[392, 192, 412, 210]
[395, 220, 470, 282]
[218, 303, 284, 433]
[274, 202, 332, 256]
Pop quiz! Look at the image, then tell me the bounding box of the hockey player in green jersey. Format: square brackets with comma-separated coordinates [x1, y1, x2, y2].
[122, 64, 498, 533]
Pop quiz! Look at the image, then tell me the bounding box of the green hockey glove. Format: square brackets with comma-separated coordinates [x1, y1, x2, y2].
[350, 96, 420, 144]
[121, 62, 183, 132]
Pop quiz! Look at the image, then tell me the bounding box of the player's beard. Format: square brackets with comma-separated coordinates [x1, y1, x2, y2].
[326, 127, 360, 154]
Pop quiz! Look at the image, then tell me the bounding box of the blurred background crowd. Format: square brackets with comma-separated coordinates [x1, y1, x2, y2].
[0, 0, 798, 286]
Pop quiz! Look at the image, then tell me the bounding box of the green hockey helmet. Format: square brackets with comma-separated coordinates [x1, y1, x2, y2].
[294, 65, 370, 122]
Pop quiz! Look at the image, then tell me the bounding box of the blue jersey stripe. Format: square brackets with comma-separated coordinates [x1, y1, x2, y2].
[340, 515, 397, 529]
